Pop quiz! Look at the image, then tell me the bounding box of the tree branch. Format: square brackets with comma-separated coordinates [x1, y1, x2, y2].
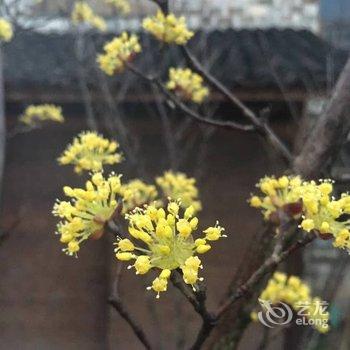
[172, 270, 215, 320]
[126, 63, 255, 132]
[140, 2, 292, 162]
[149, 0, 169, 14]
[0, 47, 6, 207]
[293, 56, 350, 178]
[189, 233, 316, 350]
[109, 264, 153, 350]
[216, 233, 315, 319]
[180, 46, 293, 163]
[208, 55, 350, 348]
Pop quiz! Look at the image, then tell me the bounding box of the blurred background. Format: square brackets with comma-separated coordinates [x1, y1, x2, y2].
[1, 0, 350, 349]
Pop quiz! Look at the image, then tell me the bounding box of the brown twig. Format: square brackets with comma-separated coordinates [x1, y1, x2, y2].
[189, 233, 316, 350]
[214, 220, 296, 350]
[293, 56, 350, 178]
[170, 270, 217, 350]
[170, 270, 200, 310]
[143, 0, 292, 162]
[216, 233, 316, 318]
[125, 62, 255, 132]
[149, 0, 169, 14]
[6, 123, 38, 139]
[109, 264, 153, 350]
[0, 215, 22, 245]
[180, 45, 293, 163]
[170, 270, 215, 323]
[0, 48, 6, 207]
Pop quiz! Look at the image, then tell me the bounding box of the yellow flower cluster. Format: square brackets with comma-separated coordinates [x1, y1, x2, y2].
[53, 172, 122, 256]
[142, 11, 194, 45]
[71, 1, 107, 32]
[58, 131, 122, 174]
[250, 175, 305, 220]
[115, 201, 225, 297]
[105, 0, 130, 14]
[0, 18, 13, 42]
[120, 179, 158, 213]
[156, 171, 202, 213]
[250, 175, 350, 251]
[97, 32, 141, 75]
[252, 272, 329, 333]
[20, 104, 64, 126]
[167, 68, 209, 104]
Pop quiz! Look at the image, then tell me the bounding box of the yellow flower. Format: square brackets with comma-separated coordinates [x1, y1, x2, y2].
[58, 131, 122, 174]
[203, 223, 225, 241]
[19, 104, 64, 126]
[250, 196, 262, 208]
[116, 252, 135, 261]
[319, 182, 333, 195]
[53, 172, 122, 256]
[149, 277, 168, 297]
[156, 170, 202, 213]
[250, 176, 350, 252]
[120, 179, 158, 213]
[320, 221, 330, 233]
[278, 176, 289, 188]
[181, 256, 202, 285]
[134, 255, 152, 274]
[105, 0, 130, 14]
[97, 32, 141, 75]
[166, 68, 209, 103]
[301, 219, 315, 232]
[117, 238, 135, 252]
[250, 311, 258, 321]
[115, 200, 225, 297]
[333, 229, 350, 248]
[143, 11, 194, 45]
[0, 18, 13, 42]
[71, 1, 107, 31]
[254, 272, 329, 333]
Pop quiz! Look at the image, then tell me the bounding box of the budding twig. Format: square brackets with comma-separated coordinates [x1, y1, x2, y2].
[125, 62, 254, 132]
[170, 270, 215, 323]
[189, 232, 316, 350]
[180, 45, 293, 163]
[109, 264, 153, 350]
[153, 0, 169, 14]
[141, 0, 293, 163]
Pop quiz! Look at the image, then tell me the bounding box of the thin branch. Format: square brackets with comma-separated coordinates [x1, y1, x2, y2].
[170, 269, 214, 323]
[109, 264, 153, 350]
[180, 46, 293, 163]
[0, 47, 6, 208]
[74, 31, 98, 130]
[125, 63, 255, 132]
[149, 0, 169, 14]
[189, 233, 316, 350]
[293, 56, 350, 177]
[170, 270, 200, 310]
[216, 233, 316, 319]
[258, 326, 270, 350]
[0, 215, 22, 245]
[142, 0, 292, 162]
[170, 270, 216, 350]
[151, 84, 179, 169]
[6, 124, 37, 139]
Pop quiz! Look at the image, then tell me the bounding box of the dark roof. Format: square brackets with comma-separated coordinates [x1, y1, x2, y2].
[3, 28, 348, 98]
